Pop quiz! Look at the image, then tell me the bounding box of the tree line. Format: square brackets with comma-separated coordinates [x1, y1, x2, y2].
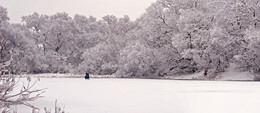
[1, 0, 260, 79]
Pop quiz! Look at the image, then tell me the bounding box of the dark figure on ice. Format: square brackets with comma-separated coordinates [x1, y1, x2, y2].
[85, 73, 90, 79]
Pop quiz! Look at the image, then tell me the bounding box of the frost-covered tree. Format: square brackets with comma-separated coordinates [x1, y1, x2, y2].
[130, 0, 235, 77]
[116, 40, 182, 78]
[3, 0, 260, 78]
[21, 12, 50, 54]
[78, 42, 118, 75]
[68, 15, 102, 69]
[8, 23, 41, 74]
[21, 13, 75, 73]
[212, 0, 260, 75]
[234, 27, 260, 73]
[77, 15, 136, 75]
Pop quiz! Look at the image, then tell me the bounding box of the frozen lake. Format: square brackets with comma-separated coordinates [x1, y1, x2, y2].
[16, 78, 260, 113]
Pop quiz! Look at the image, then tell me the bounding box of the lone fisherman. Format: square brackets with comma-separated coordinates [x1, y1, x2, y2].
[85, 73, 90, 79]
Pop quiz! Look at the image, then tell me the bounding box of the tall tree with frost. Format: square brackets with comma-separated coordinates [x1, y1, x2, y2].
[78, 15, 135, 75]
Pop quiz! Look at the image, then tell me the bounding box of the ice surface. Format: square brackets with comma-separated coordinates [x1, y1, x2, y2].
[15, 78, 260, 113]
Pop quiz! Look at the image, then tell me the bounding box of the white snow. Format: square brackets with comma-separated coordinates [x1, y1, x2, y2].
[19, 73, 84, 78]
[18, 64, 256, 81]
[19, 73, 117, 78]
[170, 71, 205, 80]
[219, 63, 255, 81]
[169, 63, 256, 81]
[15, 78, 260, 113]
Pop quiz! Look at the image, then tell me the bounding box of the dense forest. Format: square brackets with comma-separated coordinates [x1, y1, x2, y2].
[1, 0, 260, 79]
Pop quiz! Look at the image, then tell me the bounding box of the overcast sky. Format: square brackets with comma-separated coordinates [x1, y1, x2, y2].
[0, 0, 157, 23]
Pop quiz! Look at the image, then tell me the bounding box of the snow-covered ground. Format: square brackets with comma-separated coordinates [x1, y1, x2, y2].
[171, 63, 256, 81]
[16, 78, 260, 113]
[19, 63, 256, 81]
[219, 63, 255, 81]
[19, 73, 117, 78]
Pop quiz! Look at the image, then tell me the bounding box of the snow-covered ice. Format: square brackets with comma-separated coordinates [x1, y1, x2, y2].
[16, 78, 260, 113]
